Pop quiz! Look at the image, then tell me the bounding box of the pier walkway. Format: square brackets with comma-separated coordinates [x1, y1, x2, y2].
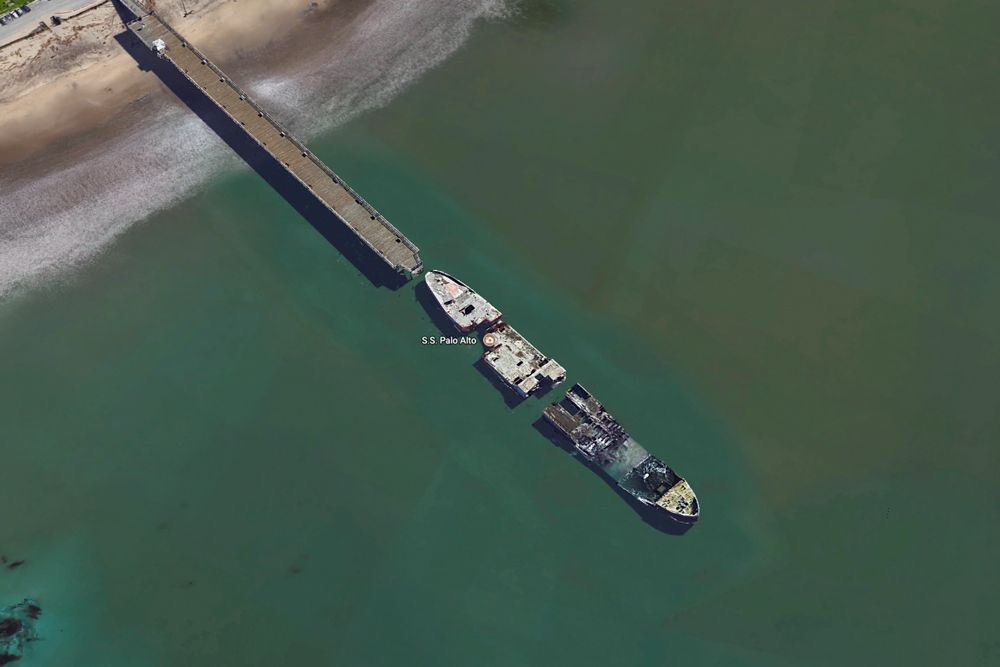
[118, 0, 423, 277]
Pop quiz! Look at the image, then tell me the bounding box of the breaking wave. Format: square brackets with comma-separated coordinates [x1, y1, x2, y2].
[0, 0, 509, 301]
[0, 109, 230, 300]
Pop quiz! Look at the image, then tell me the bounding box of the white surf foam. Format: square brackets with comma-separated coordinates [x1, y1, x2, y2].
[255, 0, 511, 134]
[0, 107, 231, 300]
[0, 0, 509, 301]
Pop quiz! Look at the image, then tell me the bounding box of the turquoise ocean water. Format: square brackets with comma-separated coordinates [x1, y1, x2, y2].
[2, 0, 998, 664]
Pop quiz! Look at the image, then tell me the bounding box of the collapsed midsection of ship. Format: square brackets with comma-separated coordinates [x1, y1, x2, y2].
[421, 269, 695, 522]
[543, 383, 699, 522]
[483, 322, 566, 398]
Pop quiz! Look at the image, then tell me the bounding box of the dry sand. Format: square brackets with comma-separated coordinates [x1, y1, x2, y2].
[0, 0, 338, 167]
[0, 0, 505, 301]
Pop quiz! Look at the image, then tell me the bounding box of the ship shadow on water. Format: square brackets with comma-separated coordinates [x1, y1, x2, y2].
[111, 25, 407, 291]
[414, 281, 463, 338]
[472, 358, 524, 410]
[531, 417, 693, 536]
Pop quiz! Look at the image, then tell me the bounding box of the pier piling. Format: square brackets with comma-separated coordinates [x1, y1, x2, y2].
[118, 0, 423, 278]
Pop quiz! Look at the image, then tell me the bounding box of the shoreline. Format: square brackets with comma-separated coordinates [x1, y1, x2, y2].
[0, 0, 506, 300]
[0, 0, 346, 170]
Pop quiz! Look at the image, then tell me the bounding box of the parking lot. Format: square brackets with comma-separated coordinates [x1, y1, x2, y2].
[0, 0, 101, 47]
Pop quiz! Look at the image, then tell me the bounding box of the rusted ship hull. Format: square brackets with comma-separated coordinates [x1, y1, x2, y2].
[424, 270, 501, 333]
[482, 322, 566, 398]
[543, 384, 699, 523]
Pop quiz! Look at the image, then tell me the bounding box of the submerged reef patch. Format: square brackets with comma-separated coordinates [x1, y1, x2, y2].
[0, 600, 41, 665]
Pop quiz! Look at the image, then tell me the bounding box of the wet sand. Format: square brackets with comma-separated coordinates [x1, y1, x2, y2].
[0, 0, 356, 169]
[1, 0, 997, 664]
[0, 0, 508, 301]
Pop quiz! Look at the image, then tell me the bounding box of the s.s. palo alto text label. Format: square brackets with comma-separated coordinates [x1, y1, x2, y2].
[421, 336, 478, 345]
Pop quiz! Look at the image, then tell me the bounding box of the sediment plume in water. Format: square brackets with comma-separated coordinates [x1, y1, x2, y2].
[0, 0, 509, 301]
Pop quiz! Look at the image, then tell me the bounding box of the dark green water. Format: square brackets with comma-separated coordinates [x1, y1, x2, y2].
[2, 0, 998, 664]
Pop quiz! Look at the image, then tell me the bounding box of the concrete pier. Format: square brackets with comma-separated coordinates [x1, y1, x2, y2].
[119, 0, 423, 277]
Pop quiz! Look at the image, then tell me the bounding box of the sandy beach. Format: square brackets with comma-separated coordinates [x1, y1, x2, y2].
[3, 0, 997, 663]
[0, 0, 505, 300]
[0, 0, 349, 168]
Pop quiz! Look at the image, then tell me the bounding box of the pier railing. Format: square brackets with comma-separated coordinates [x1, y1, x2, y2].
[125, 4, 422, 276]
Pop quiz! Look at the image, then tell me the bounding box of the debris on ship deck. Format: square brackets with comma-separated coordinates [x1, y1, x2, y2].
[482, 322, 566, 398]
[544, 383, 699, 522]
[425, 270, 502, 333]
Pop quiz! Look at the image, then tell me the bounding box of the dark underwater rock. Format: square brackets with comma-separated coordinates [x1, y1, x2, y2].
[0, 600, 41, 664]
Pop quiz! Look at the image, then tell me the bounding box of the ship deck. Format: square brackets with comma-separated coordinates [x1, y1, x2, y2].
[483, 322, 565, 397]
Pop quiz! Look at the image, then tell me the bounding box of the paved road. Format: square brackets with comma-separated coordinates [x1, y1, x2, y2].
[0, 0, 103, 47]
